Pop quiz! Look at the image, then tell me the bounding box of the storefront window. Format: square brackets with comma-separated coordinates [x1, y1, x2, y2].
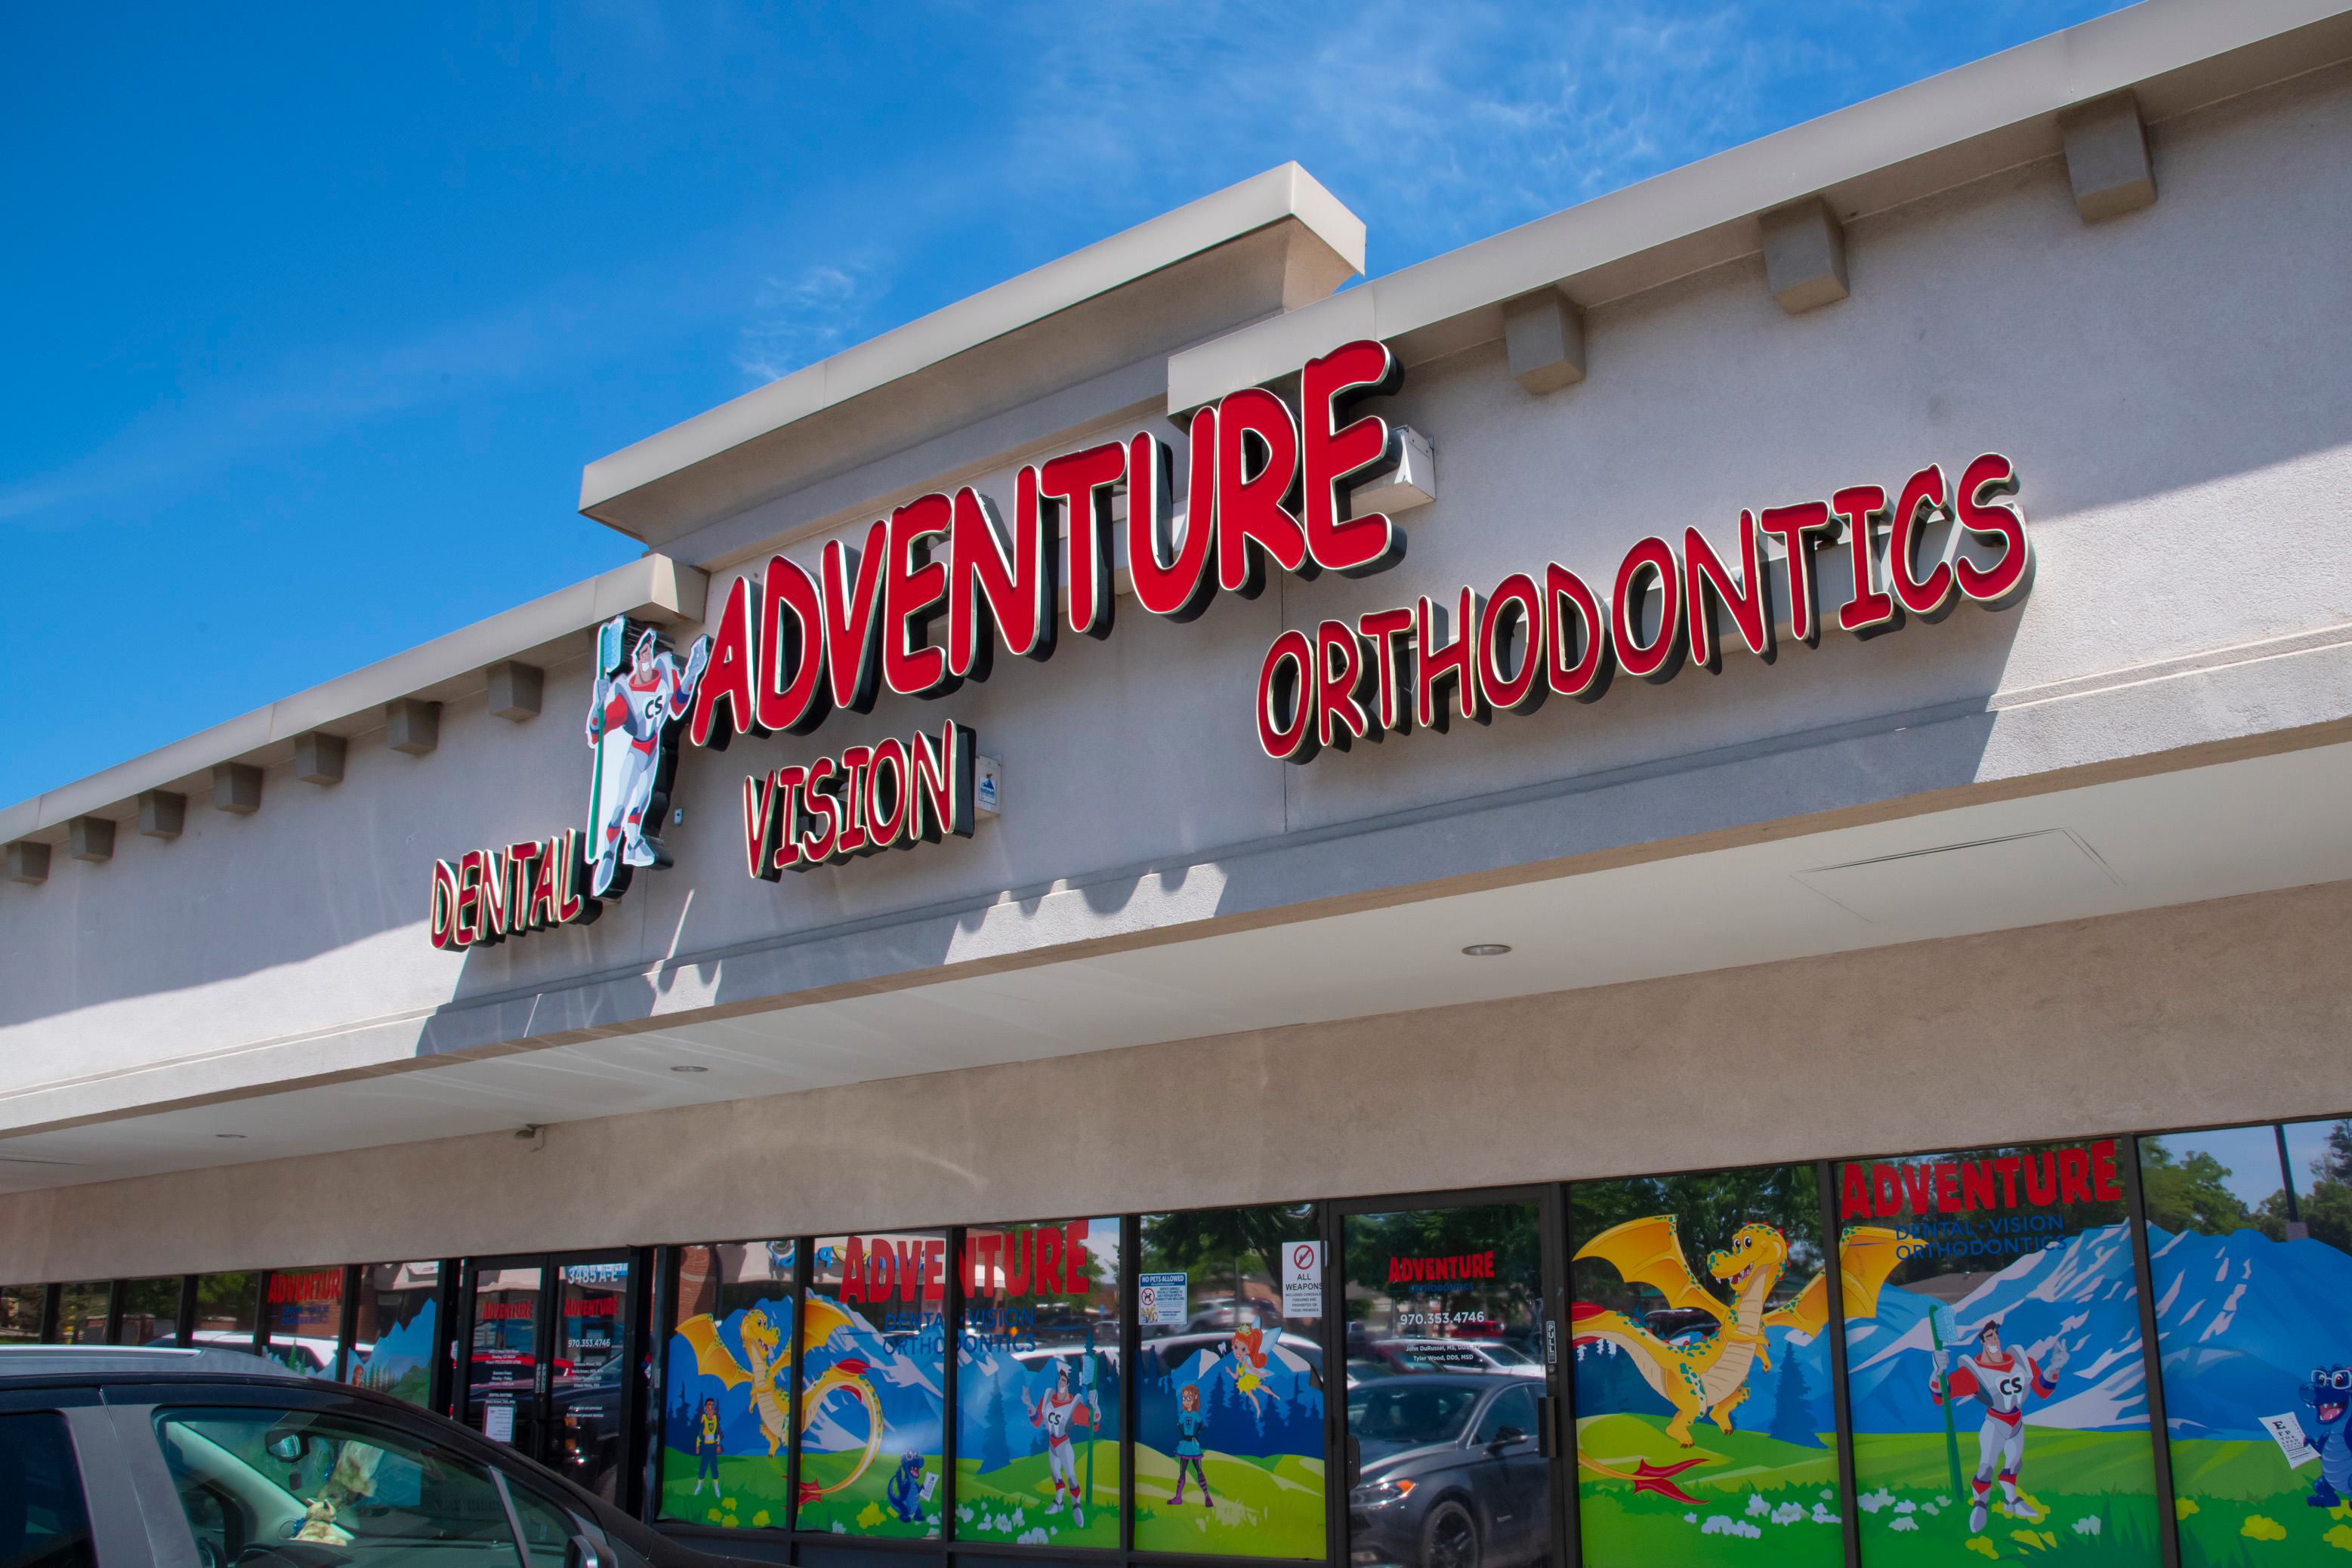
[117, 1276, 184, 1346]
[348, 1261, 440, 1405]
[1134, 1202, 1325, 1558]
[264, 1267, 345, 1377]
[1837, 1137, 2162, 1565]
[54, 1282, 108, 1344]
[190, 1270, 260, 1353]
[2143, 1116, 2352, 1565]
[1347, 1199, 1548, 1568]
[799, 1232, 946, 1539]
[1570, 1165, 1839, 1568]
[660, 1239, 796, 1531]
[955, 1217, 1122, 1547]
[0, 1284, 42, 1343]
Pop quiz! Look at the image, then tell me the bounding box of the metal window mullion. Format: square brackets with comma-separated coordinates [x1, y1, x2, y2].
[786, 1234, 810, 1534]
[1319, 1201, 1342, 1568]
[1121, 1212, 1138, 1557]
[2120, 1137, 2184, 1568]
[176, 1273, 198, 1350]
[1815, 1161, 1862, 1568]
[622, 1245, 656, 1520]
[103, 1278, 124, 1346]
[1550, 1181, 1580, 1568]
[335, 1263, 360, 1381]
[943, 1225, 964, 1546]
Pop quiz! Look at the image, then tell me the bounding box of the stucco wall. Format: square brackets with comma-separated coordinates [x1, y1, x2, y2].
[2, 875, 2344, 1283]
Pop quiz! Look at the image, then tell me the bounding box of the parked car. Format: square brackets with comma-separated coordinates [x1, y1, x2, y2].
[1347, 1374, 1550, 1568]
[0, 1345, 732, 1567]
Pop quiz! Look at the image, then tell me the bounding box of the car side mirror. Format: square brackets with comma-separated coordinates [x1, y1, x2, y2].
[1489, 1425, 1528, 1451]
[564, 1536, 605, 1568]
[264, 1428, 306, 1462]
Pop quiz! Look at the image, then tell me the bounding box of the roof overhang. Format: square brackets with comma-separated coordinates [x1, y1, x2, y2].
[578, 163, 1365, 548]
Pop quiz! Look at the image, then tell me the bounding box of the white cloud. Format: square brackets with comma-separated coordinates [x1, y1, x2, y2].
[734, 259, 883, 384]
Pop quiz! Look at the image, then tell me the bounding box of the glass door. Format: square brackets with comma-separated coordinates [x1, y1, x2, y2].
[550, 1259, 631, 1500]
[1339, 1190, 1563, 1568]
[462, 1252, 639, 1505]
[465, 1261, 545, 1458]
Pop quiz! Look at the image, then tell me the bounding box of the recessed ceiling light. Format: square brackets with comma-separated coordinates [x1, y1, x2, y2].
[215, 1132, 247, 1140]
[669, 1064, 708, 1074]
[1461, 943, 1513, 957]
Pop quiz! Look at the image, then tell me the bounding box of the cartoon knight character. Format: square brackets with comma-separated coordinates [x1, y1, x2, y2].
[885, 1449, 927, 1523]
[1028, 1356, 1100, 1523]
[1931, 1317, 2070, 1533]
[584, 620, 709, 898]
[2297, 1365, 2352, 1507]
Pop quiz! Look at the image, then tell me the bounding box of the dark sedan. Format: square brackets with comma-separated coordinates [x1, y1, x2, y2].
[1347, 1375, 1548, 1568]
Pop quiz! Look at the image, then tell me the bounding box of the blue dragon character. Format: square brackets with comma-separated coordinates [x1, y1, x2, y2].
[885, 1449, 927, 1523]
[2298, 1366, 2352, 1507]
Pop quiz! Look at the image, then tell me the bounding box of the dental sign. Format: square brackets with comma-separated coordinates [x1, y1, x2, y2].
[428, 336, 2032, 949]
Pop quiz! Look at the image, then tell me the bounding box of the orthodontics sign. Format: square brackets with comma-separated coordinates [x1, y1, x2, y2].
[429, 336, 2032, 948]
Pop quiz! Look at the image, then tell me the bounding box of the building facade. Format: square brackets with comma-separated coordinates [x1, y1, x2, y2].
[6, 5, 2352, 1566]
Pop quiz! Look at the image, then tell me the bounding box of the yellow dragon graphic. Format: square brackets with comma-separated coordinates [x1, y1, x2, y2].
[676, 1296, 887, 1501]
[1573, 1216, 1906, 1446]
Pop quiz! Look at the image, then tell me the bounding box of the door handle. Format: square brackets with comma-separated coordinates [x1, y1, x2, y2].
[1536, 1397, 1556, 1458]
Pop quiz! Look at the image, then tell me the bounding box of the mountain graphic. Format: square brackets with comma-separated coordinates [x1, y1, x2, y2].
[2147, 1224, 2352, 1441]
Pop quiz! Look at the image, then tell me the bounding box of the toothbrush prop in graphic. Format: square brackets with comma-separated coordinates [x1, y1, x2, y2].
[1931, 1304, 1965, 1505]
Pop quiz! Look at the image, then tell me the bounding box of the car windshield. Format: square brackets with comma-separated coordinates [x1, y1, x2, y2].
[1347, 1384, 1479, 1446]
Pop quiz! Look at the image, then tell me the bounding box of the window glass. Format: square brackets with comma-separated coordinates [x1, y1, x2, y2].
[54, 1282, 106, 1345]
[119, 1275, 184, 1346]
[550, 1261, 631, 1502]
[1836, 1137, 2162, 1564]
[0, 1284, 43, 1344]
[799, 1232, 946, 1539]
[662, 1240, 795, 1529]
[1571, 1163, 1839, 1568]
[2144, 1116, 2352, 1566]
[0, 1411, 97, 1568]
[502, 1476, 583, 1566]
[348, 1261, 440, 1406]
[1347, 1199, 1549, 1568]
[154, 1405, 524, 1560]
[264, 1268, 345, 1377]
[1134, 1202, 1325, 1558]
[956, 1217, 1122, 1547]
[190, 1271, 260, 1354]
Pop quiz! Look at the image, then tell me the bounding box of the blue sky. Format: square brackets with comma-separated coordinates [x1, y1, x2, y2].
[3, 0, 2131, 808]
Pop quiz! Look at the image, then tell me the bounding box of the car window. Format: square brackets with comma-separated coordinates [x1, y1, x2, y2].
[1346, 1384, 1479, 1444]
[1473, 1383, 1539, 1445]
[498, 1478, 582, 1566]
[0, 1412, 98, 1568]
[156, 1404, 529, 1565]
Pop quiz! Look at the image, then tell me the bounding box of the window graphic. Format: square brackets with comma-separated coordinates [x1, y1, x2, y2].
[2142, 1116, 2352, 1566]
[1134, 1203, 1326, 1558]
[955, 1217, 1122, 1547]
[347, 1261, 440, 1406]
[798, 1233, 948, 1539]
[1837, 1138, 2162, 1565]
[661, 1240, 798, 1530]
[265, 1267, 345, 1377]
[1572, 1164, 1843, 1568]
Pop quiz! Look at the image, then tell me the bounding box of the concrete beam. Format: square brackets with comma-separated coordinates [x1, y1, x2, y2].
[5, 841, 49, 885]
[137, 791, 186, 841]
[211, 764, 262, 816]
[486, 662, 544, 722]
[1502, 289, 1587, 394]
[384, 700, 441, 757]
[2060, 91, 2157, 221]
[294, 733, 347, 786]
[1761, 197, 1850, 313]
[66, 817, 114, 863]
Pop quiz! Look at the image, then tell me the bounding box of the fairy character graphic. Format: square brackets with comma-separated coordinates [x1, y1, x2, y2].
[1171, 1383, 1214, 1505]
[1229, 1325, 1270, 1415]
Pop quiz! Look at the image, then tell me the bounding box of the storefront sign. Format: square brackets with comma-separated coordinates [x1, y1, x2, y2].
[431, 335, 2034, 943]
